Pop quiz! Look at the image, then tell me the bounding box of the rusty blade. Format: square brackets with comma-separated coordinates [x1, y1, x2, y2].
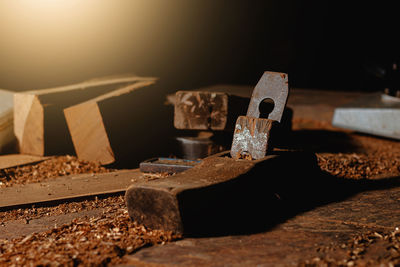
[230, 71, 289, 160]
[230, 116, 273, 160]
[246, 71, 289, 122]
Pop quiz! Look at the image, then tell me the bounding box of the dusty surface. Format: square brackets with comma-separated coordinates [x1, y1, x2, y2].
[300, 228, 400, 266]
[1, 89, 400, 266]
[290, 117, 400, 179]
[0, 209, 105, 240]
[124, 117, 400, 266]
[318, 150, 400, 179]
[0, 155, 111, 187]
[0, 196, 123, 225]
[0, 195, 180, 266]
[126, 183, 400, 266]
[0, 156, 177, 266]
[2, 122, 400, 266]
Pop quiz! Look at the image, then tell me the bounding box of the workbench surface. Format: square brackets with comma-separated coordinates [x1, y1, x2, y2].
[2, 88, 400, 266]
[124, 89, 400, 266]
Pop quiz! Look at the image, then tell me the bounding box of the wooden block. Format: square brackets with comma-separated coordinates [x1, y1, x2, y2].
[0, 89, 16, 153]
[173, 89, 292, 132]
[173, 90, 292, 155]
[64, 79, 178, 167]
[64, 80, 155, 165]
[125, 151, 318, 235]
[174, 91, 250, 131]
[14, 76, 155, 156]
[174, 91, 228, 130]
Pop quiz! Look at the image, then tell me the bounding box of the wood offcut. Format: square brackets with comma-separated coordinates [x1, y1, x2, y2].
[64, 79, 156, 165]
[14, 75, 154, 156]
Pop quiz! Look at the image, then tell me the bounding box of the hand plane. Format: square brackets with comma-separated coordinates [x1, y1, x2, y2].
[125, 71, 317, 235]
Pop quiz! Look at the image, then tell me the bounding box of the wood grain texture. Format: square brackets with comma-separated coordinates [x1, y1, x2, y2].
[64, 102, 114, 164]
[18, 95, 44, 155]
[174, 91, 229, 130]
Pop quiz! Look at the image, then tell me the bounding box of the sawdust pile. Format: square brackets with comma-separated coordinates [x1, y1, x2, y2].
[0, 197, 180, 266]
[316, 133, 400, 179]
[301, 228, 400, 266]
[290, 118, 400, 179]
[0, 155, 111, 187]
[317, 152, 400, 179]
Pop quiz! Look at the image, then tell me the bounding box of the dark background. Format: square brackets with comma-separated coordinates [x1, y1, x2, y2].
[0, 0, 399, 93]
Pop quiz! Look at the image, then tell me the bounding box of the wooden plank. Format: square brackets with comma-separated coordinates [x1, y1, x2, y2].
[0, 169, 143, 209]
[14, 76, 156, 156]
[0, 89, 16, 153]
[0, 154, 49, 170]
[64, 79, 178, 167]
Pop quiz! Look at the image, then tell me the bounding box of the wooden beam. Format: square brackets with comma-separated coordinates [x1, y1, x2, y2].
[14, 76, 156, 156]
[0, 89, 16, 153]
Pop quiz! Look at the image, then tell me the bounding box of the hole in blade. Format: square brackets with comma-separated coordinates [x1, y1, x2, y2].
[259, 98, 275, 119]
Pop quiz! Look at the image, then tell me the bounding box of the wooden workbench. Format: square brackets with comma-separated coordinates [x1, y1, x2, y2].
[123, 88, 400, 266]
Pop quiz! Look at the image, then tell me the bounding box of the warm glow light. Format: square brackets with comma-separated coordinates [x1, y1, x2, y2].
[6, 0, 81, 13]
[0, 0, 165, 89]
[0, 0, 207, 90]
